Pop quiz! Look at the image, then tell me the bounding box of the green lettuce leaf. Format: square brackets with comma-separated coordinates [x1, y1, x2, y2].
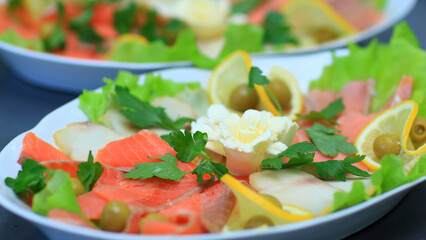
[372, 154, 426, 195]
[0, 29, 44, 51]
[108, 29, 202, 63]
[332, 154, 426, 212]
[366, 0, 387, 9]
[32, 170, 84, 216]
[309, 22, 426, 117]
[193, 24, 264, 69]
[78, 71, 200, 123]
[332, 180, 370, 212]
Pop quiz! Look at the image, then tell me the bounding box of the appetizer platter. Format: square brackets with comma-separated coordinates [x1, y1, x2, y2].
[0, 23, 425, 240]
[0, 0, 417, 92]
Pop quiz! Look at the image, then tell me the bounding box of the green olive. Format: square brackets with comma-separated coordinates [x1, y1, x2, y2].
[70, 178, 85, 197]
[266, 80, 292, 110]
[100, 200, 131, 232]
[244, 215, 274, 229]
[138, 213, 167, 233]
[410, 116, 426, 144]
[39, 22, 56, 39]
[229, 85, 259, 112]
[373, 133, 401, 159]
[259, 194, 282, 208]
[314, 27, 338, 43]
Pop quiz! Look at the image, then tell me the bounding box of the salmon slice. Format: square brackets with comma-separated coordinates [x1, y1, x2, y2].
[48, 209, 94, 229]
[90, 163, 201, 210]
[337, 111, 377, 143]
[247, 0, 290, 25]
[141, 183, 234, 235]
[123, 210, 146, 234]
[19, 132, 70, 164]
[90, 3, 118, 40]
[382, 76, 413, 110]
[341, 79, 375, 115]
[77, 192, 108, 220]
[95, 130, 177, 168]
[305, 89, 339, 112]
[40, 160, 80, 178]
[324, 0, 383, 31]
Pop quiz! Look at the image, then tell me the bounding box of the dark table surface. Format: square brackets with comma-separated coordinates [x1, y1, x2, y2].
[1, 2, 426, 240]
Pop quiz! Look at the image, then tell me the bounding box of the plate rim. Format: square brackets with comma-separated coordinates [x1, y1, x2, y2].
[0, 0, 417, 67]
[0, 61, 425, 239]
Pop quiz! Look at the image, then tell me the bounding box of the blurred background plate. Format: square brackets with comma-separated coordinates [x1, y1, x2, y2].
[0, 0, 417, 93]
[253, 0, 417, 57]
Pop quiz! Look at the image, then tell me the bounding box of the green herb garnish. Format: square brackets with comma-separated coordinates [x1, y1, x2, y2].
[248, 66, 284, 115]
[262, 12, 297, 45]
[305, 123, 358, 157]
[232, 0, 264, 14]
[124, 130, 229, 183]
[5, 159, 49, 196]
[43, 25, 66, 51]
[69, 6, 103, 45]
[76, 152, 103, 193]
[260, 143, 369, 181]
[298, 98, 345, 125]
[115, 86, 194, 131]
[114, 2, 137, 34]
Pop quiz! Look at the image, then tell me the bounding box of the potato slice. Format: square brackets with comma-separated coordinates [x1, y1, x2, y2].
[250, 169, 341, 216]
[54, 122, 124, 161]
[99, 106, 141, 137]
[151, 96, 198, 120]
[176, 88, 210, 117]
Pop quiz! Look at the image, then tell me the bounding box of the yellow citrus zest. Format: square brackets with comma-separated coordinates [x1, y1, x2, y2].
[355, 100, 424, 173]
[254, 85, 281, 116]
[221, 174, 313, 223]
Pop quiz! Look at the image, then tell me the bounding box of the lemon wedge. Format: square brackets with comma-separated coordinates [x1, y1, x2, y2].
[282, 0, 357, 46]
[221, 174, 313, 230]
[105, 34, 149, 60]
[207, 51, 303, 119]
[23, 0, 55, 19]
[355, 100, 425, 174]
[207, 50, 252, 106]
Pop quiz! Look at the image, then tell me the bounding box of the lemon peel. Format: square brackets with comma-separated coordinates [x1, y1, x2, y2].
[355, 100, 425, 173]
[221, 173, 313, 231]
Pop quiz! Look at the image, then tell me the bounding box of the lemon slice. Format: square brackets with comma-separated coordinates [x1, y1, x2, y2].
[207, 51, 303, 119]
[255, 66, 304, 119]
[355, 101, 425, 173]
[282, 0, 357, 46]
[105, 34, 149, 60]
[23, 0, 55, 19]
[221, 174, 313, 230]
[207, 50, 252, 105]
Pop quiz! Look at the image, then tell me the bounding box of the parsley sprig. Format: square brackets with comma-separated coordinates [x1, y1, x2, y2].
[114, 2, 137, 34]
[6, 155, 104, 197]
[298, 98, 345, 125]
[5, 159, 50, 196]
[262, 12, 297, 45]
[305, 123, 357, 157]
[124, 130, 228, 183]
[69, 4, 103, 46]
[115, 86, 194, 131]
[260, 142, 370, 181]
[248, 66, 284, 115]
[232, 0, 263, 14]
[76, 152, 103, 192]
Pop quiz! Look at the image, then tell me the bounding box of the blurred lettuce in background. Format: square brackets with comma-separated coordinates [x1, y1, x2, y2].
[310, 22, 426, 117]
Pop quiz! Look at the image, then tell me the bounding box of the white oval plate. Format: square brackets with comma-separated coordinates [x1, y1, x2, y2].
[0, 0, 416, 93]
[0, 52, 425, 240]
